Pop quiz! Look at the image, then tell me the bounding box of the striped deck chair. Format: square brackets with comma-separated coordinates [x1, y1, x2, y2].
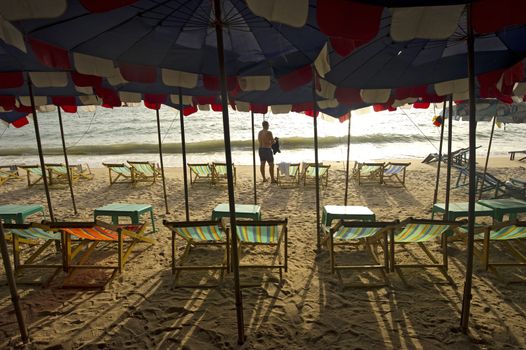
[212, 162, 236, 185]
[0, 165, 20, 186]
[383, 162, 411, 187]
[188, 163, 214, 186]
[45, 220, 154, 288]
[471, 220, 526, 282]
[127, 161, 160, 184]
[18, 165, 44, 187]
[46, 163, 77, 185]
[277, 163, 300, 188]
[102, 162, 134, 185]
[390, 218, 460, 283]
[353, 162, 384, 185]
[163, 219, 228, 287]
[3, 223, 64, 285]
[323, 220, 398, 287]
[233, 219, 288, 283]
[71, 163, 94, 181]
[302, 163, 330, 188]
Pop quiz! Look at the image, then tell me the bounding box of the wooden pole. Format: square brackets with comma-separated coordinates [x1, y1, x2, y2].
[445, 96, 453, 218]
[478, 116, 496, 200]
[312, 67, 321, 250]
[156, 108, 169, 214]
[432, 101, 447, 205]
[57, 107, 77, 215]
[344, 112, 351, 206]
[251, 111, 257, 205]
[179, 91, 190, 221]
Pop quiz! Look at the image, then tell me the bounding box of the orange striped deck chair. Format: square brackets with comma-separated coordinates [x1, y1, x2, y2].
[390, 218, 461, 284]
[163, 220, 228, 287]
[45, 220, 154, 288]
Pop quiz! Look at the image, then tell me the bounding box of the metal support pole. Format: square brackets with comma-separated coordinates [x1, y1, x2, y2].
[57, 107, 77, 215]
[156, 108, 169, 214]
[179, 91, 190, 221]
[344, 112, 351, 206]
[251, 111, 257, 205]
[478, 116, 496, 200]
[312, 67, 321, 250]
[433, 101, 447, 206]
[445, 96, 453, 218]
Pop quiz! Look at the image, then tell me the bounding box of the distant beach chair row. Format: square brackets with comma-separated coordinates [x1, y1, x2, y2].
[103, 161, 160, 185]
[276, 162, 331, 188]
[422, 146, 481, 167]
[0, 164, 93, 187]
[187, 162, 236, 186]
[352, 161, 411, 187]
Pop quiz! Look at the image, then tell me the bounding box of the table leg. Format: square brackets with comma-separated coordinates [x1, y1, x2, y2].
[149, 210, 156, 232]
[112, 215, 119, 225]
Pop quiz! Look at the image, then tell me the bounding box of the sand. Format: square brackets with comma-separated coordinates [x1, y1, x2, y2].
[0, 156, 525, 349]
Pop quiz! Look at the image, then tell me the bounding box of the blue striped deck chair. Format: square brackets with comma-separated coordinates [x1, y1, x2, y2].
[163, 219, 228, 287]
[302, 163, 330, 188]
[188, 163, 214, 186]
[323, 220, 398, 287]
[233, 219, 288, 283]
[18, 165, 44, 187]
[277, 163, 300, 188]
[102, 162, 134, 185]
[383, 162, 411, 187]
[212, 162, 236, 185]
[127, 161, 160, 184]
[353, 162, 385, 185]
[473, 220, 526, 281]
[390, 218, 461, 283]
[3, 223, 64, 285]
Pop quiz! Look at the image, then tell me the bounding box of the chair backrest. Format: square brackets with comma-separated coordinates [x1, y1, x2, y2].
[163, 220, 224, 242]
[384, 162, 410, 176]
[129, 161, 157, 176]
[288, 163, 300, 176]
[3, 223, 61, 241]
[359, 163, 384, 175]
[46, 164, 68, 175]
[213, 163, 232, 176]
[20, 165, 43, 176]
[487, 221, 526, 240]
[235, 219, 287, 244]
[103, 163, 132, 176]
[395, 219, 454, 243]
[305, 164, 329, 177]
[188, 163, 212, 176]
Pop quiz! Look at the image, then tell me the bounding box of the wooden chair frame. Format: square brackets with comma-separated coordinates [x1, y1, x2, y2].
[188, 163, 214, 186]
[353, 162, 384, 185]
[0, 165, 20, 186]
[18, 165, 44, 187]
[382, 162, 411, 187]
[277, 163, 300, 188]
[102, 162, 135, 185]
[211, 162, 236, 185]
[302, 164, 330, 188]
[127, 160, 160, 185]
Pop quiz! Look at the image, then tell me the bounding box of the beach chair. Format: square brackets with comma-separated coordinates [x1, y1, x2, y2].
[46, 163, 76, 185]
[471, 220, 526, 282]
[323, 220, 397, 287]
[475, 171, 507, 199]
[504, 178, 526, 200]
[353, 162, 384, 185]
[212, 162, 236, 185]
[302, 163, 330, 188]
[3, 223, 64, 285]
[45, 220, 154, 288]
[389, 218, 460, 284]
[0, 165, 20, 186]
[188, 163, 214, 186]
[127, 161, 160, 184]
[382, 162, 411, 187]
[18, 165, 44, 187]
[71, 163, 94, 181]
[277, 163, 300, 188]
[508, 150, 526, 161]
[163, 219, 229, 287]
[102, 162, 135, 185]
[233, 219, 288, 283]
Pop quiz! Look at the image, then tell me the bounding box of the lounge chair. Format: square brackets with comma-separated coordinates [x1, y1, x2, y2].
[383, 162, 411, 187]
[504, 178, 526, 200]
[45, 220, 154, 288]
[389, 218, 460, 283]
[302, 163, 330, 188]
[476, 171, 507, 198]
[212, 162, 236, 185]
[102, 162, 134, 185]
[163, 219, 229, 287]
[127, 160, 160, 184]
[71, 163, 94, 181]
[232, 219, 288, 283]
[188, 163, 214, 186]
[423, 146, 480, 166]
[353, 162, 384, 185]
[18, 165, 44, 187]
[46, 163, 76, 185]
[323, 220, 397, 287]
[0, 165, 20, 186]
[277, 163, 300, 188]
[508, 150, 526, 161]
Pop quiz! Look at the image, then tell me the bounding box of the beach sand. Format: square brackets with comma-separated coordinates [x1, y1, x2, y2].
[0, 156, 525, 349]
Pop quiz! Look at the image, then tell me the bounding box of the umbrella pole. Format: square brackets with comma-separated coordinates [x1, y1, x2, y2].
[57, 107, 77, 215]
[213, 0, 244, 344]
[251, 111, 257, 205]
[432, 101, 447, 206]
[344, 112, 351, 206]
[312, 67, 321, 250]
[179, 91, 190, 221]
[0, 222, 29, 343]
[460, 4, 477, 333]
[28, 76, 54, 222]
[156, 108, 169, 214]
[445, 96, 453, 217]
[478, 116, 496, 200]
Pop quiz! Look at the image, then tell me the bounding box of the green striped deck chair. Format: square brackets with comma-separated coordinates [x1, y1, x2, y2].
[324, 220, 397, 287]
[18, 165, 44, 187]
[46, 163, 77, 185]
[233, 219, 288, 282]
[383, 162, 411, 187]
[188, 163, 214, 186]
[472, 220, 526, 280]
[212, 162, 236, 185]
[71, 163, 93, 181]
[277, 163, 300, 188]
[302, 163, 330, 188]
[390, 218, 459, 283]
[353, 162, 384, 185]
[103, 162, 134, 185]
[163, 220, 228, 287]
[3, 223, 64, 285]
[127, 161, 160, 184]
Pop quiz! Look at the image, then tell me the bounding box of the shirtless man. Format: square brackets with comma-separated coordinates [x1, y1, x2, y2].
[258, 121, 276, 183]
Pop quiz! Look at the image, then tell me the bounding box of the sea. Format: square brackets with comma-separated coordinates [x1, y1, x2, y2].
[1, 105, 525, 167]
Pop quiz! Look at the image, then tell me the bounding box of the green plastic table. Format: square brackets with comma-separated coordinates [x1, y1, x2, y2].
[322, 205, 375, 227]
[211, 203, 261, 221]
[431, 202, 494, 221]
[94, 203, 155, 231]
[0, 204, 45, 224]
[478, 198, 526, 222]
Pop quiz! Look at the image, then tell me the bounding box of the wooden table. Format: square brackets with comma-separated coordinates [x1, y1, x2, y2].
[94, 203, 155, 231]
[211, 203, 261, 221]
[432, 202, 494, 221]
[478, 198, 526, 221]
[0, 204, 45, 224]
[322, 205, 375, 227]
